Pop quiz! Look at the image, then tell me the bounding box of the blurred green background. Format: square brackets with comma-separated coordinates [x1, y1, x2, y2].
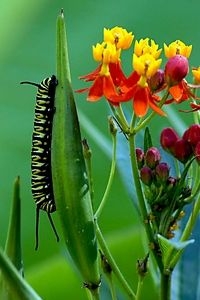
[0, 0, 199, 299]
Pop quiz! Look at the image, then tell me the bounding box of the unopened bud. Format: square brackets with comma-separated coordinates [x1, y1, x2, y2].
[155, 162, 170, 183]
[137, 253, 149, 277]
[145, 147, 161, 169]
[108, 116, 118, 136]
[148, 69, 165, 92]
[174, 139, 192, 163]
[183, 124, 200, 147]
[140, 166, 153, 186]
[165, 55, 189, 86]
[160, 127, 179, 155]
[194, 141, 200, 164]
[136, 148, 144, 169]
[166, 176, 177, 192]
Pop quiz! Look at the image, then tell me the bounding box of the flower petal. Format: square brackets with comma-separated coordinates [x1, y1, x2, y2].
[133, 87, 149, 117]
[109, 62, 127, 86]
[87, 76, 104, 101]
[103, 76, 121, 103]
[79, 65, 102, 82]
[169, 84, 183, 101]
[149, 97, 166, 116]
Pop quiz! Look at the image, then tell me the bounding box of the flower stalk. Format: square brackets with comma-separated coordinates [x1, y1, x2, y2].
[94, 116, 117, 219]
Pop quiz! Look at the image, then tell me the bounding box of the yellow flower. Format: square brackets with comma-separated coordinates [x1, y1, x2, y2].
[134, 38, 162, 59]
[192, 67, 200, 84]
[164, 40, 192, 58]
[104, 26, 134, 50]
[93, 42, 120, 64]
[133, 53, 162, 79]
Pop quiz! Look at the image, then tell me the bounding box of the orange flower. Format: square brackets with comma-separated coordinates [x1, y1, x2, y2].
[168, 80, 195, 102]
[126, 84, 165, 117]
[77, 64, 123, 104]
[77, 41, 126, 103]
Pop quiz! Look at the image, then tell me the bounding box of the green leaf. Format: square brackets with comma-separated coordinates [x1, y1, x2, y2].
[52, 9, 100, 289]
[157, 234, 194, 271]
[0, 177, 23, 299]
[143, 127, 153, 153]
[0, 248, 42, 300]
[5, 177, 22, 273]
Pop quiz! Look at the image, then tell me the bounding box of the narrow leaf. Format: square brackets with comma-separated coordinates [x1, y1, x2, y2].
[0, 248, 42, 300]
[143, 127, 153, 153]
[5, 176, 23, 273]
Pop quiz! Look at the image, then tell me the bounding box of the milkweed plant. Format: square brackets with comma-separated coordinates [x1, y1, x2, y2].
[1, 9, 200, 300]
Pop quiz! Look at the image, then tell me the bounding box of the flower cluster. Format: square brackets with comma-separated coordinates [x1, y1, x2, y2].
[136, 146, 191, 239]
[77, 26, 200, 117]
[160, 124, 200, 164]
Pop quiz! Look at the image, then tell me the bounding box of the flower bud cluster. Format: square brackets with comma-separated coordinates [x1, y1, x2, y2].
[160, 125, 200, 163]
[136, 147, 170, 187]
[136, 146, 191, 239]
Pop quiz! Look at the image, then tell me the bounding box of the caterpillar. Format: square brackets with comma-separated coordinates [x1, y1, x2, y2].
[21, 75, 59, 250]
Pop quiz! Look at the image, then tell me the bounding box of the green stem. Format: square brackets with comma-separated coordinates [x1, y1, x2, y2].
[94, 132, 117, 219]
[95, 222, 136, 299]
[89, 289, 100, 300]
[135, 276, 144, 300]
[109, 103, 129, 132]
[181, 195, 200, 242]
[128, 134, 163, 272]
[160, 272, 171, 300]
[107, 275, 117, 300]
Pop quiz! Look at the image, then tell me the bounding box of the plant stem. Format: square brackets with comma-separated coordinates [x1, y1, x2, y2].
[109, 103, 129, 132]
[107, 275, 117, 300]
[89, 289, 101, 300]
[95, 222, 136, 299]
[181, 195, 200, 242]
[94, 132, 117, 219]
[160, 272, 171, 300]
[135, 276, 144, 300]
[128, 134, 163, 272]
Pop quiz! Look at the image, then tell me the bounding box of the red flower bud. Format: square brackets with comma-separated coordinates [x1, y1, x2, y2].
[136, 148, 144, 169]
[148, 69, 165, 92]
[160, 127, 179, 155]
[140, 166, 153, 186]
[167, 176, 177, 187]
[155, 162, 170, 183]
[174, 139, 192, 163]
[165, 55, 189, 86]
[145, 147, 161, 169]
[183, 124, 200, 147]
[194, 141, 200, 164]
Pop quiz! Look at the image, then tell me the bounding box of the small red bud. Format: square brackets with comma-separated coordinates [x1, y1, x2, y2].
[174, 139, 192, 163]
[183, 124, 200, 147]
[194, 141, 200, 164]
[165, 55, 189, 86]
[160, 127, 179, 155]
[145, 147, 161, 169]
[140, 166, 153, 186]
[136, 148, 144, 169]
[148, 69, 165, 92]
[167, 176, 177, 187]
[155, 162, 170, 183]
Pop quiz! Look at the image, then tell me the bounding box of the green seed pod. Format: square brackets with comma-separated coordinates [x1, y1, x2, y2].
[52, 10, 100, 290]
